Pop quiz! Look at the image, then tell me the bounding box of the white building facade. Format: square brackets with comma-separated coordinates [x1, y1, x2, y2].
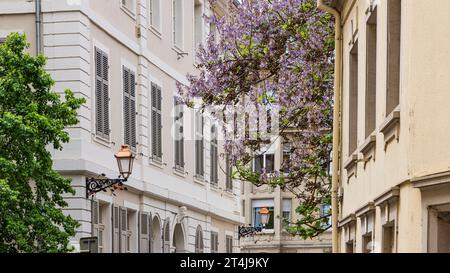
[0, 0, 242, 253]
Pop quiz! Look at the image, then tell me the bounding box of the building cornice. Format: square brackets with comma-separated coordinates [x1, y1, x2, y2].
[338, 213, 356, 228]
[412, 171, 450, 189]
[374, 186, 400, 206]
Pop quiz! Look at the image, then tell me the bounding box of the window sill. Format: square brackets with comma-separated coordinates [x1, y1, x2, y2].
[92, 134, 113, 148]
[149, 158, 164, 169]
[172, 167, 186, 178]
[360, 134, 377, 168]
[193, 176, 205, 186]
[120, 6, 136, 20]
[380, 107, 400, 150]
[344, 153, 358, 182]
[148, 26, 162, 39]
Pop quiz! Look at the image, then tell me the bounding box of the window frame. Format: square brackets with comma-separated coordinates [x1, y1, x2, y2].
[172, 0, 184, 51]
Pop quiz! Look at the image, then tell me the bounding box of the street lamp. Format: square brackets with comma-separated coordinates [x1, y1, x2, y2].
[86, 145, 135, 198]
[238, 207, 271, 239]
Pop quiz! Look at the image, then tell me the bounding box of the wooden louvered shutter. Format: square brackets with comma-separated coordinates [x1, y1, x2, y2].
[120, 207, 128, 253]
[151, 84, 162, 161]
[174, 98, 184, 170]
[130, 71, 136, 149]
[226, 155, 232, 190]
[157, 87, 162, 158]
[123, 67, 130, 147]
[91, 199, 99, 237]
[112, 205, 120, 253]
[95, 48, 109, 138]
[139, 212, 149, 253]
[148, 213, 153, 253]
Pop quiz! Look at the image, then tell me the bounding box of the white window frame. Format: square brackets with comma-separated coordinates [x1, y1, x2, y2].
[149, 0, 162, 35]
[121, 0, 136, 18]
[172, 0, 184, 51]
[252, 153, 275, 173]
[251, 199, 275, 231]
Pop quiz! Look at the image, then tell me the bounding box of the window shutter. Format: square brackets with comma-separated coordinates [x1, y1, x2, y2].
[151, 84, 157, 158]
[163, 220, 170, 253]
[139, 212, 149, 253]
[123, 67, 130, 147]
[91, 199, 99, 238]
[157, 87, 162, 158]
[123, 68, 136, 150]
[95, 48, 109, 138]
[130, 71, 137, 149]
[112, 205, 120, 253]
[226, 155, 232, 190]
[148, 213, 153, 253]
[120, 207, 128, 253]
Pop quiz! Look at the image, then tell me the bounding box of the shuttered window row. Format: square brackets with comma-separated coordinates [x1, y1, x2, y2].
[123, 66, 137, 150]
[195, 111, 204, 177]
[95, 47, 110, 139]
[174, 97, 184, 170]
[151, 83, 163, 162]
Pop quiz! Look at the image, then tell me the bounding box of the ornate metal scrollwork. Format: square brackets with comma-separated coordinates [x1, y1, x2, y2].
[238, 225, 264, 239]
[86, 175, 127, 198]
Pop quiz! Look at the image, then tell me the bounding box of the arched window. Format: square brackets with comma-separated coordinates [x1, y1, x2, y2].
[163, 219, 170, 253]
[195, 226, 204, 253]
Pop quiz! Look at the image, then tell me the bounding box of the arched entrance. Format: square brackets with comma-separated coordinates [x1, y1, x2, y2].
[151, 216, 162, 253]
[172, 223, 186, 253]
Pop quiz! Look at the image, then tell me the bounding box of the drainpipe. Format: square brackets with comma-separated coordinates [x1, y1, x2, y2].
[35, 0, 42, 55]
[317, 0, 342, 253]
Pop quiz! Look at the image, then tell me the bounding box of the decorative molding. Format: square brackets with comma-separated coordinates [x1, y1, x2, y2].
[338, 213, 356, 228]
[380, 107, 400, 150]
[355, 202, 375, 218]
[412, 171, 450, 190]
[344, 153, 358, 181]
[374, 186, 400, 206]
[360, 134, 376, 167]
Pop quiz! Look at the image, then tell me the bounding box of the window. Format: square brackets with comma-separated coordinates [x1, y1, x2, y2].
[210, 231, 218, 253]
[172, 0, 183, 49]
[149, 0, 161, 31]
[210, 125, 218, 185]
[253, 153, 275, 173]
[0, 37, 6, 44]
[282, 143, 292, 173]
[386, 0, 401, 116]
[123, 66, 137, 150]
[151, 83, 162, 161]
[174, 98, 184, 171]
[139, 211, 152, 253]
[348, 41, 359, 155]
[282, 199, 292, 228]
[91, 200, 105, 253]
[194, 0, 203, 59]
[225, 155, 233, 191]
[195, 226, 204, 253]
[252, 199, 274, 229]
[226, 235, 233, 253]
[365, 8, 377, 138]
[346, 240, 354, 253]
[195, 111, 204, 178]
[209, 21, 218, 44]
[126, 210, 136, 253]
[163, 220, 170, 253]
[121, 0, 136, 15]
[119, 207, 128, 253]
[242, 199, 245, 217]
[382, 223, 395, 253]
[94, 47, 110, 139]
[112, 206, 120, 253]
[321, 204, 332, 228]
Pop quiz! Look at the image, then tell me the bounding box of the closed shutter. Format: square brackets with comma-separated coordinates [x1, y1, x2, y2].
[139, 212, 149, 253]
[91, 199, 99, 237]
[123, 67, 136, 150]
[226, 235, 233, 253]
[148, 213, 153, 253]
[112, 205, 120, 253]
[163, 220, 170, 253]
[210, 232, 218, 253]
[174, 98, 184, 170]
[120, 207, 128, 253]
[195, 112, 204, 177]
[210, 125, 218, 185]
[95, 48, 109, 138]
[226, 155, 232, 190]
[151, 84, 162, 161]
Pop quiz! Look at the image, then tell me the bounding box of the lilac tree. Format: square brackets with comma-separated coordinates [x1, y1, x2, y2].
[178, 0, 335, 239]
